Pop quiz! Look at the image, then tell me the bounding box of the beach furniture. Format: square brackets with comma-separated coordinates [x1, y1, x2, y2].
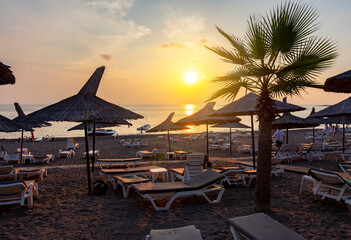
[346, 199, 351, 214]
[16, 148, 29, 154]
[122, 139, 134, 148]
[228, 213, 306, 240]
[308, 168, 351, 201]
[306, 143, 324, 161]
[82, 150, 100, 159]
[100, 165, 160, 189]
[58, 149, 74, 158]
[114, 175, 150, 198]
[0, 180, 36, 208]
[272, 144, 300, 162]
[299, 175, 317, 194]
[95, 158, 140, 168]
[174, 150, 190, 160]
[170, 153, 205, 182]
[66, 137, 79, 150]
[0, 165, 17, 180]
[17, 167, 47, 181]
[150, 167, 168, 182]
[31, 154, 53, 164]
[146, 225, 203, 240]
[338, 161, 351, 174]
[340, 152, 351, 161]
[136, 149, 157, 159]
[4, 153, 21, 164]
[216, 166, 248, 186]
[132, 169, 225, 211]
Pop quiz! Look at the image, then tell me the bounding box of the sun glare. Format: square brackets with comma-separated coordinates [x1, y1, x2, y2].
[185, 104, 195, 116]
[184, 71, 198, 85]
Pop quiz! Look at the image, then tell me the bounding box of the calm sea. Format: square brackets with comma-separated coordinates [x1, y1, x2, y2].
[0, 104, 328, 139]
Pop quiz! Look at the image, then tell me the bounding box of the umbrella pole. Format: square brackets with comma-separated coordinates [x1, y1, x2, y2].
[251, 114, 256, 169]
[20, 129, 23, 164]
[167, 130, 171, 152]
[92, 123, 96, 173]
[229, 128, 232, 156]
[312, 127, 315, 144]
[286, 127, 289, 144]
[84, 121, 92, 193]
[206, 123, 210, 167]
[343, 124, 345, 153]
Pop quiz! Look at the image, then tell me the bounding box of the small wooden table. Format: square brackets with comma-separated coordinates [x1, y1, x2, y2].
[174, 151, 190, 160]
[150, 167, 168, 182]
[114, 175, 150, 197]
[166, 152, 175, 160]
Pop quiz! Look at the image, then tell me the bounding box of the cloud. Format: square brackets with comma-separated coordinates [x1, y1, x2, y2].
[100, 54, 113, 61]
[86, 0, 134, 17]
[158, 42, 186, 50]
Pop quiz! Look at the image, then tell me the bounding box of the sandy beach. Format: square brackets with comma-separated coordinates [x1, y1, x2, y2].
[0, 129, 350, 240]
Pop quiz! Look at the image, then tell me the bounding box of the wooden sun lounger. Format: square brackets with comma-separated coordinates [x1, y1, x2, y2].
[95, 158, 140, 168]
[0, 180, 38, 208]
[132, 169, 225, 211]
[228, 213, 306, 240]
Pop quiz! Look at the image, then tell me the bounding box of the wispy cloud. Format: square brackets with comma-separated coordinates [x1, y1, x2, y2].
[100, 54, 114, 61]
[158, 42, 186, 50]
[86, 0, 134, 17]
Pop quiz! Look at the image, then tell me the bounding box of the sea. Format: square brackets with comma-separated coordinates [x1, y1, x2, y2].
[0, 104, 328, 139]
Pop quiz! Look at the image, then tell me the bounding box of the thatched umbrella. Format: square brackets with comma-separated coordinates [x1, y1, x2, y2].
[305, 107, 325, 143]
[13, 102, 52, 163]
[324, 70, 351, 93]
[0, 62, 15, 85]
[310, 97, 351, 118]
[147, 112, 189, 152]
[22, 66, 143, 192]
[211, 93, 305, 168]
[271, 112, 319, 144]
[67, 122, 127, 131]
[0, 114, 30, 132]
[176, 102, 241, 166]
[211, 122, 250, 155]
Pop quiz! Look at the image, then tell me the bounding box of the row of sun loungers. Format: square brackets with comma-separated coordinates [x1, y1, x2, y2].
[146, 213, 306, 240]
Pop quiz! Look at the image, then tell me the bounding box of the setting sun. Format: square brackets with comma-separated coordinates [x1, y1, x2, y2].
[184, 71, 199, 85]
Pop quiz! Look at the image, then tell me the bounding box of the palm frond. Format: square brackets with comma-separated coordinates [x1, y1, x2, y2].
[205, 45, 247, 65]
[245, 16, 268, 60]
[208, 79, 256, 101]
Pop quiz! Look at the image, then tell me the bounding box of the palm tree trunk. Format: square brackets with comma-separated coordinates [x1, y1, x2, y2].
[254, 90, 274, 212]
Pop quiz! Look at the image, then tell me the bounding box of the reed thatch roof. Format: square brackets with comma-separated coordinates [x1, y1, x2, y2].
[147, 112, 188, 132]
[271, 112, 319, 129]
[211, 92, 305, 116]
[310, 97, 351, 118]
[305, 107, 324, 124]
[67, 122, 128, 131]
[176, 102, 240, 125]
[211, 122, 250, 129]
[13, 102, 51, 129]
[0, 114, 31, 132]
[22, 66, 143, 123]
[0, 62, 15, 85]
[324, 70, 351, 93]
[321, 116, 351, 124]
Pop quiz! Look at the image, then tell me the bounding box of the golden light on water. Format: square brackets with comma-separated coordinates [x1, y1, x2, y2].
[185, 104, 195, 116]
[186, 125, 195, 133]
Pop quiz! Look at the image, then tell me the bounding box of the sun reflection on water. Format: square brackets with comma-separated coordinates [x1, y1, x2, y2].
[185, 104, 195, 116]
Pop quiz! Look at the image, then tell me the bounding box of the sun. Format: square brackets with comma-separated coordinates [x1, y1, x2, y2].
[184, 71, 198, 85]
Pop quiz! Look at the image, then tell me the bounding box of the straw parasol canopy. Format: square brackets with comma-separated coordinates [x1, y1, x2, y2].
[68, 122, 129, 131]
[310, 97, 351, 118]
[176, 102, 241, 165]
[211, 93, 305, 116]
[271, 112, 319, 143]
[22, 66, 143, 123]
[147, 112, 189, 151]
[13, 103, 51, 129]
[0, 115, 30, 132]
[324, 69, 351, 93]
[22, 66, 143, 192]
[0, 62, 15, 85]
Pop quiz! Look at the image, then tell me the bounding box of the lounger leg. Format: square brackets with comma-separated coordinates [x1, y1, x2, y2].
[27, 183, 33, 208]
[230, 226, 241, 240]
[144, 194, 178, 211]
[201, 187, 225, 204]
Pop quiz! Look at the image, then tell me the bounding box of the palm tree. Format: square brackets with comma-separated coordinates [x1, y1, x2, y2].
[207, 1, 337, 211]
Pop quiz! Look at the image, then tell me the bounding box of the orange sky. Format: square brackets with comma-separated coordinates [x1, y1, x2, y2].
[1, 0, 351, 106]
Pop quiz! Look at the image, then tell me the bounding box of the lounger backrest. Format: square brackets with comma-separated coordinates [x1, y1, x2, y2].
[0, 165, 14, 174]
[16, 148, 28, 154]
[149, 225, 203, 240]
[309, 169, 345, 185]
[0, 181, 25, 196]
[185, 169, 224, 189]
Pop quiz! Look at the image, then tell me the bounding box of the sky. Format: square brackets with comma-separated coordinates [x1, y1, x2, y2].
[1, 0, 351, 106]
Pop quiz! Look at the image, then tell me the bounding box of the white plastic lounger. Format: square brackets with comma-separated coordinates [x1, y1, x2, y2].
[0, 165, 17, 180]
[132, 169, 225, 211]
[95, 158, 140, 168]
[0, 180, 36, 208]
[146, 225, 203, 240]
[308, 168, 351, 201]
[228, 213, 306, 240]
